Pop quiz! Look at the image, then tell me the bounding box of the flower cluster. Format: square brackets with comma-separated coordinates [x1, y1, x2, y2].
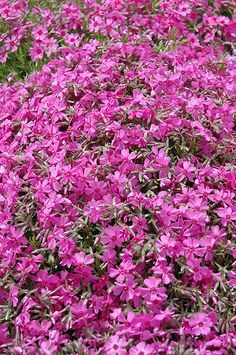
[0, 0, 235, 354]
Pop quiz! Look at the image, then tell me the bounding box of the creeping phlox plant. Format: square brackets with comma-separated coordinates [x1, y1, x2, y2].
[0, 0, 235, 354]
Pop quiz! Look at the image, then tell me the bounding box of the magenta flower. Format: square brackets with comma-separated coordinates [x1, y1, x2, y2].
[30, 43, 44, 61]
[0, 324, 9, 345]
[159, 203, 178, 226]
[73, 252, 94, 268]
[32, 25, 47, 41]
[129, 341, 154, 355]
[139, 277, 166, 303]
[156, 234, 176, 256]
[108, 171, 128, 193]
[152, 260, 174, 284]
[175, 161, 195, 181]
[101, 226, 125, 249]
[113, 276, 136, 302]
[116, 311, 136, 335]
[189, 312, 214, 336]
[183, 238, 201, 259]
[30, 320, 51, 337]
[84, 199, 103, 223]
[109, 260, 135, 282]
[70, 301, 88, 321]
[187, 258, 210, 282]
[104, 335, 127, 355]
[228, 271, 236, 287]
[151, 147, 170, 177]
[85, 180, 107, 200]
[9, 284, 18, 307]
[132, 216, 148, 233]
[217, 207, 236, 226]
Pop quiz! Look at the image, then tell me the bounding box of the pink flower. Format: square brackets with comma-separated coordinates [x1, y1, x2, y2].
[30, 320, 51, 337]
[73, 252, 94, 268]
[30, 43, 44, 61]
[185, 210, 208, 228]
[159, 203, 177, 226]
[102, 249, 116, 265]
[217, 207, 236, 226]
[5, 35, 19, 52]
[0, 324, 9, 345]
[183, 238, 201, 259]
[104, 335, 127, 355]
[151, 147, 170, 177]
[132, 216, 148, 233]
[129, 341, 154, 355]
[156, 234, 176, 256]
[64, 33, 81, 47]
[71, 301, 88, 320]
[120, 149, 136, 172]
[85, 180, 107, 200]
[109, 260, 135, 282]
[32, 25, 47, 41]
[9, 284, 18, 307]
[139, 277, 166, 303]
[178, 2, 191, 17]
[91, 295, 103, 313]
[84, 199, 103, 223]
[187, 258, 210, 282]
[101, 226, 125, 249]
[175, 161, 195, 181]
[113, 276, 136, 302]
[108, 171, 128, 193]
[152, 259, 174, 284]
[189, 312, 214, 336]
[116, 311, 136, 335]
[185, 96, 205, 118]
[228, 271, 236, 287]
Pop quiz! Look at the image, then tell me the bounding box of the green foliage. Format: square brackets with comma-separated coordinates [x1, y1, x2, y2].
[0, 46, 45, 84]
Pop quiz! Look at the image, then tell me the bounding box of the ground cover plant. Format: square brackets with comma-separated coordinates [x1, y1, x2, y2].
[0, 0, 236, 353]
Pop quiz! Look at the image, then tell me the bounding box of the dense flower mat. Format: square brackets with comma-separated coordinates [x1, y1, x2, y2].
[0, 0, 235, 353]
